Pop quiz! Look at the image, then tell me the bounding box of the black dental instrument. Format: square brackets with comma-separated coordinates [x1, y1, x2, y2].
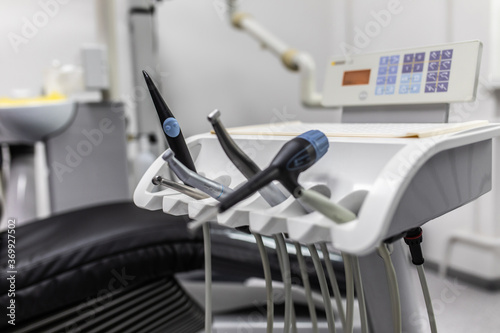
[143, 70, 197, 172]
[208, 109, 288, 206]
[218, 130, 329, 213]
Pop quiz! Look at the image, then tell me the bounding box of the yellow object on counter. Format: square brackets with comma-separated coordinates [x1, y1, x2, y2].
[0, 92, 66, 107]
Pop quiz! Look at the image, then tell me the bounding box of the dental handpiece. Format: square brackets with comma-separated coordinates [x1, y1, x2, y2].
[162, 149, 234, 201]
[208, 109, 288, 207]
[218, 130, 329, 213]
[152, 176, 210, 200]
[143, 70, 197, 172]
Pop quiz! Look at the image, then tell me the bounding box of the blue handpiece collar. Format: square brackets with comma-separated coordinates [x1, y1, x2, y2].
[297, 130, 329, 161]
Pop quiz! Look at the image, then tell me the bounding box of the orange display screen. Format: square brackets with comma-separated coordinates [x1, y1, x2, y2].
[342, 69, 371, 86]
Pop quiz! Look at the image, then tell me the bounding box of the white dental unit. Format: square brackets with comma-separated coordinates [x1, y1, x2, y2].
[134, 36, 500, 333]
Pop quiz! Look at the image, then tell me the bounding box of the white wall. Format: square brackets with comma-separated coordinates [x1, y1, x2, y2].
[0, 0, 99, 97]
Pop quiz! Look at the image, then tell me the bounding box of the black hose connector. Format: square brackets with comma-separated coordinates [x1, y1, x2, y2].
[404, 227, 424, 266]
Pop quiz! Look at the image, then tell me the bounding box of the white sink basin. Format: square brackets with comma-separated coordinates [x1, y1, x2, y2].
[0, 100, 75, 143]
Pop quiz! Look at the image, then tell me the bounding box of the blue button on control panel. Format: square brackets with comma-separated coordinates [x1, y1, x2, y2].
[375, 86, 384, 95]
[380, 56, 389, 65]
[376, 76, 386, 85]
[436, 82, 449, 92]
[415, 52, 425, 62]
[429, 51, 441, 61]
[403, 54, 414, 63]
[412, 73, 422, 83]
[442, 49, 453, 59]
[401, 74, 410, 84]
[410, 85, 421, 94]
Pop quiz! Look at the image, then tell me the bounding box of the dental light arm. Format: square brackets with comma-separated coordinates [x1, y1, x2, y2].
[143, 70, 197, 172]
[208, 109, 287, 206]
[230, 13, 322, 106]
[162, 150, 234, 200]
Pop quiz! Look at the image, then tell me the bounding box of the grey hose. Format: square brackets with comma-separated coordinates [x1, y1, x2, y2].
[274, 234, 293, 333]
[295, 242, 318, 333]
[377, 244, 402, 333]
[308, 245, 336, 333]
[320, 243, 346, 329]
[254, 233, 274, 333]
[203, 224, 212, 333]
[342, 253, 355, 333]
[350, 255, 369, 333]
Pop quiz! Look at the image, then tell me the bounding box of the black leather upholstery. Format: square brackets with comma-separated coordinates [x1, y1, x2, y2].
[0, 202, 204, 330]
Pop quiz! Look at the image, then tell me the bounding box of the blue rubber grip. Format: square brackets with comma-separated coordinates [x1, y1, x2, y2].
[163, 117, 180, 138]
[298, 130, 329, 161]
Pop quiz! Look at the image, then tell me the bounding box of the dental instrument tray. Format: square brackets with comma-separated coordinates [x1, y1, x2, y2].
[134, 121, 500, 255]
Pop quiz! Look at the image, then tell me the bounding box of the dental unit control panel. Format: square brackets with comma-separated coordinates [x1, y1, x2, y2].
[322, 40, 482, 106]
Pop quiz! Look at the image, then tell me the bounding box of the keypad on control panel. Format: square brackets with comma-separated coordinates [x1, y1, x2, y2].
[375, 48, 454, 96]
[425, 49, 453, 93]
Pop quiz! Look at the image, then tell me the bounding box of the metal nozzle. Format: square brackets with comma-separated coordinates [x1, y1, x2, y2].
[207, 109, 221, 124]
[152, 176, 210, 200]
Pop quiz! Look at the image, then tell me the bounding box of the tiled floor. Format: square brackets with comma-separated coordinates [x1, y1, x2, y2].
[425, 270, 500, 333]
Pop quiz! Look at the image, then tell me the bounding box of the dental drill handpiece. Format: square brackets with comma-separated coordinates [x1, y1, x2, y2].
[143, 70, 197, 172]
[162, 149, 234, 201]
[218, 130, 329, 213]
[208, 110, 287, 207]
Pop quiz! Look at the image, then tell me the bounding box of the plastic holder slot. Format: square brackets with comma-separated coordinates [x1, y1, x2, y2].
[286, 189, 369, 244]
[287, 211, 334, 244]
[162, 193, 193, 216]
[247, 195, 307, 236]
[134, 154, 177, 211]
[188, 197, 218, 220]
[217, 194, 269, 228]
